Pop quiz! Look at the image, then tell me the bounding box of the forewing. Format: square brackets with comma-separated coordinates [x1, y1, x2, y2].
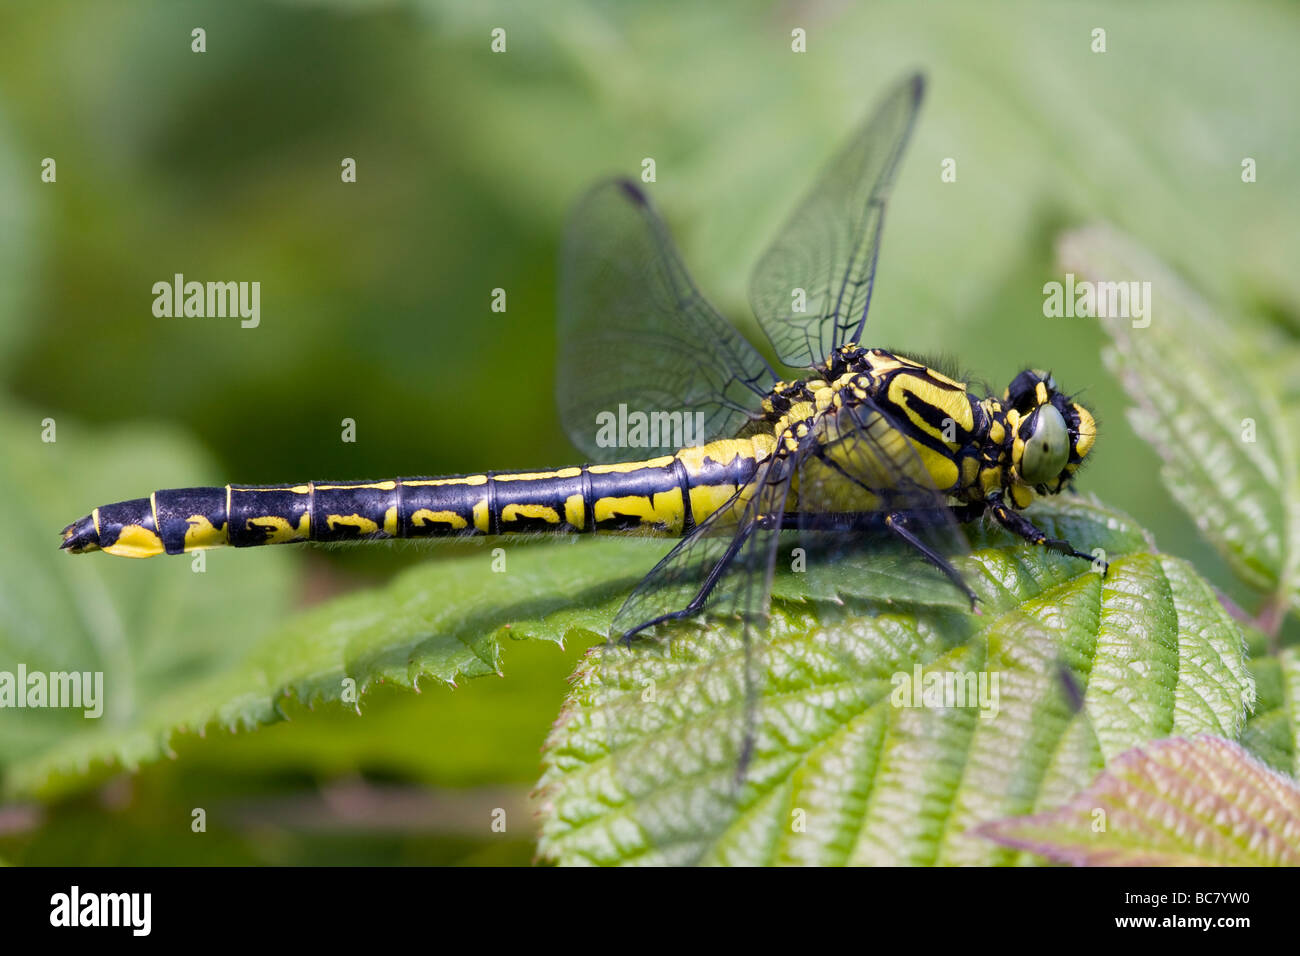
[558, 179, 775, 463]
[594, 450, 794, 864]
[749, 72, 925, 368]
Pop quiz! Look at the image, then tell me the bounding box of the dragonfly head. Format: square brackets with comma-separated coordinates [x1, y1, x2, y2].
[1003, 369, 1096, 496]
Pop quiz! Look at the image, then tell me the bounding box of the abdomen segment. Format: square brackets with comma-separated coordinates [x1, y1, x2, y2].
[60, 439, 765, 558]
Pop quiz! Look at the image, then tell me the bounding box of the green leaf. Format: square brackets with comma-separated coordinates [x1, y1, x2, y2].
[537, 497, 1254, 866]
[3, 640, 580, 866]
[974, 735, 1300, 866]
[167, 637, 587, 789]
[0, 405, 295, 797]
[1059, 226, 1300, 623]
[1241, 643, 1300, 776]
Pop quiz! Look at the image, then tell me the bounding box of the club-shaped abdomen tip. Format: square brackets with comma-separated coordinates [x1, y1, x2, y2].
[60, 513, 101, 554]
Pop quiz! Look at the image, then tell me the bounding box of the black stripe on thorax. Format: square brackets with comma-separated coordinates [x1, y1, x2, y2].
[876, 368, 976, 450]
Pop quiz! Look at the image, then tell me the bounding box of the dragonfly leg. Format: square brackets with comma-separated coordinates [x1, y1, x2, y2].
[618, 524, 757, 645]
[988, 497, 1103, 570]
[884, 511, 979, 611]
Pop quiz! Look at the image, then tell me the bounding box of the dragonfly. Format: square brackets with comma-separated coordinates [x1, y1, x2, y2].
[61, 71, 1097, 610]
[62, 75, 1098, 852]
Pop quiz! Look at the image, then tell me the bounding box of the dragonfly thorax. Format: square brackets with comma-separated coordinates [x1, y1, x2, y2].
[754, 345, 1096, 514]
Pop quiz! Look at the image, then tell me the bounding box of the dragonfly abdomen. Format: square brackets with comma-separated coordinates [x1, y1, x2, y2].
[60, 438, 767, 557]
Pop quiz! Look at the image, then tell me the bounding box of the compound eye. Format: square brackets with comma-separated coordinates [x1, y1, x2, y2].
[1020, 404, 1070, 485]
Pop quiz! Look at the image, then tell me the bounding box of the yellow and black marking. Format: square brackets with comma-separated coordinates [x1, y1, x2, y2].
[60, 439, 768, 558]
[750, 346, 1097, 515]
[61, 346, 1096, 570]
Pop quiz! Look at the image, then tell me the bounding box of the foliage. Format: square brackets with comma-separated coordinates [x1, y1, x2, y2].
[975, 735, 1300, 866]
[537, 499, 1254, 865]
[1062, 226, 1300, 632]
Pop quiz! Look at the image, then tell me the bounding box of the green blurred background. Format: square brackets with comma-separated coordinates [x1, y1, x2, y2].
[0, 0, 1295, 864]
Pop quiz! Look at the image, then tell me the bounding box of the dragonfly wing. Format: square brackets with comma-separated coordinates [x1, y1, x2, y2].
[595, 448, 794, 864]
[749, 72, 925, 369]
[608, 453, 788, 638]
[558, 179, 776, 463]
